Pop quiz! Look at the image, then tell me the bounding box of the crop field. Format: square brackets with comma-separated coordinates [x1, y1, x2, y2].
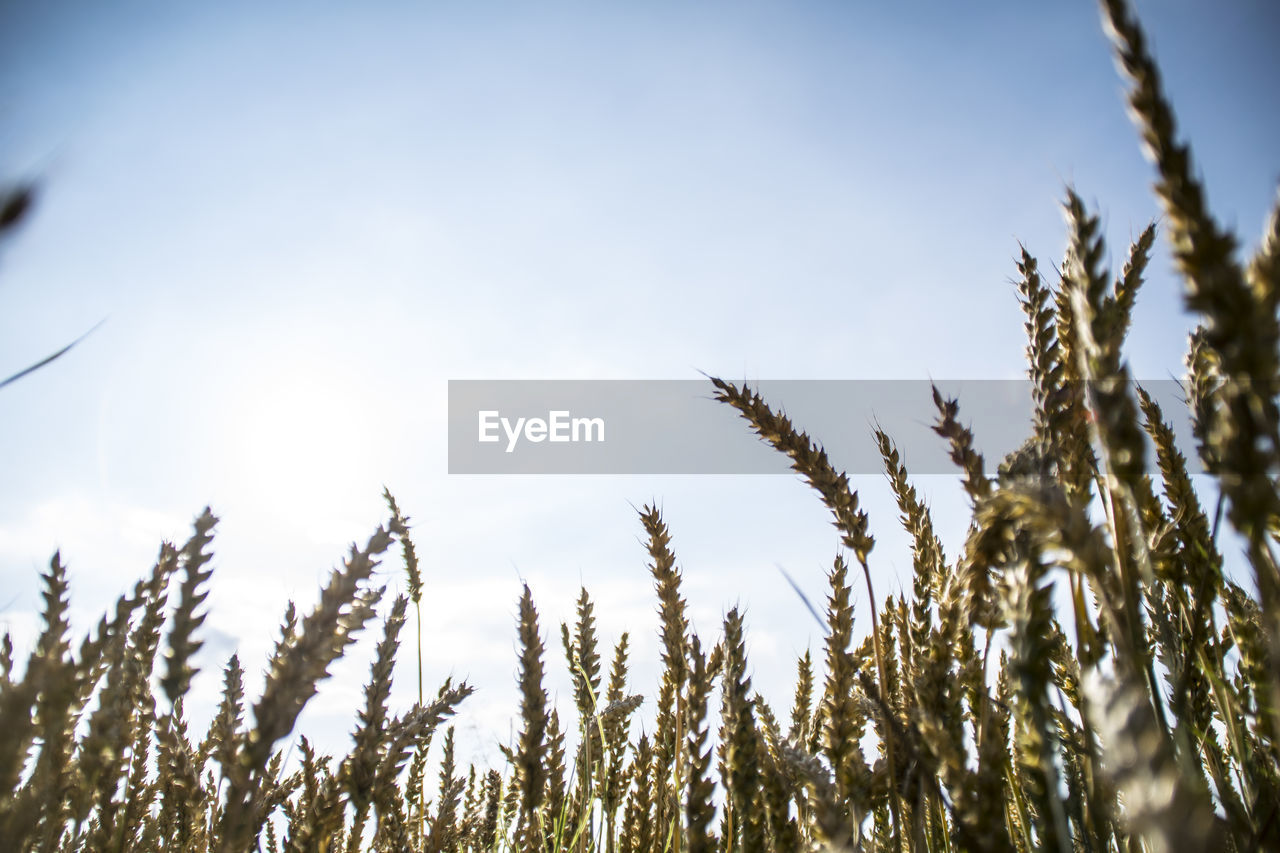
[2, 0, 1279, 850]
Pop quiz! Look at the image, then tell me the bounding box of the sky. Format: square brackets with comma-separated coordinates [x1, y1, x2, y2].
[1, 0, 1278, 769]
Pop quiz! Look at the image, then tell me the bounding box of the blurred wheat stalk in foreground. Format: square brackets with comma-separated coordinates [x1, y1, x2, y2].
[3, 0, 1279, 850]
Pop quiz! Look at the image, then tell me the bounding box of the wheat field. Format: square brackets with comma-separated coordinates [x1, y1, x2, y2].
[3, 0, 1280, 850]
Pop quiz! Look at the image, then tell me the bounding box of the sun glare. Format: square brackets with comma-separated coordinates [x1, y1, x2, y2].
[219, 355, 381, 542]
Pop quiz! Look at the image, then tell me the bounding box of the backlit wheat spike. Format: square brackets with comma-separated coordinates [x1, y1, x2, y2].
[405, 738, 429, 847]
[0, 553, 74, 845]
[779, 744, 853, 852]
[478, 769, 502, 851]
[427, 727, 464, 853]
[202, 652, 244, 773]
[720, 607, 766, 853]
[907, 611, 969, 837]
[1182, 327, 1221, 472]
[155, 703, 202, 849]
[710, 376, 904, 833]
[515, 583, 550, 827]
[1247, 189, 1280, 314]
[651, 670, 679, 846]
[1101, 0, 1280, 684]
[641, 504, 689, 688]
[383, 487, 425, 714]
[1063, 196, 1162, 593]
[1054, 705, 1093, 849]
[1007, 544, 1070, 853]
[272, 599, 300, 665]
[931, 385, 992, 508]
[1017, 247, 1059, 426]
[1016, 246, 1098, 505]
[370, 682, 473, 847]
[569, 586, 602, 730]
[950, 679, 1016, 853]
[605, 632, 630, 709]
[1222, 582, 1276, 734]
[885, 595, 909, 711]
[683, 635, 715, 853]
[597, 632, 633, 846]
[967, 481, 1123, 661]
[343, 593, 408, 847]
[711, 377, 874, 564]
[74, 545, 175, 841]
[1054, 254, 1084, 402]
[1067, 238, 1176, 735]
[255, 569, 383, 759]
[53, 595, 126, 834]
[116, 695, 157, 851]
[622, 733, 654, 853]
[383, 488, 422, 603]
[1051, 630, 1116, 845]
[1104, 222, 1157, 357]
[127, 543, 177, 688]
[1087, 671, 1224, 852]
[1065, 194, 1148, 491]
[1063, 189, 1111, 345]
[0, 634, 11, 687]
[754, 697, 802, 850]
[1101, 0, 1280, 495]
[1137, 389, 1224, 676]
[286, 738, 344, 852]
[218, 523, 396, 853]
[589, 688, 645, 841]
[1138, 388, 1215, 560]
[640, 503, 689, 849]
[161, 508, 218, 707]
[541, 708, 568, 845]
[955, 494, 1010, 634]
[876, 428, 946, 650]
[593, 694, 644, 728]
[1188, 529, 1276, 783]
[454, 765, 476, 851]
[560, 606, 601, 842]
[499, 756, 521, 841]
[789, 649, 813, 745]
[821, 554, 869, 818]
[1100, 0, 1269, 378]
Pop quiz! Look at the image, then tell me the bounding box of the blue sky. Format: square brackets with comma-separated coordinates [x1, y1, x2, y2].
[2, 0, 1278, 765]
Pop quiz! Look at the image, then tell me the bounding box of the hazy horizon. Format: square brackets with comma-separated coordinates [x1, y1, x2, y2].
[3, 0, 1278, 767]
